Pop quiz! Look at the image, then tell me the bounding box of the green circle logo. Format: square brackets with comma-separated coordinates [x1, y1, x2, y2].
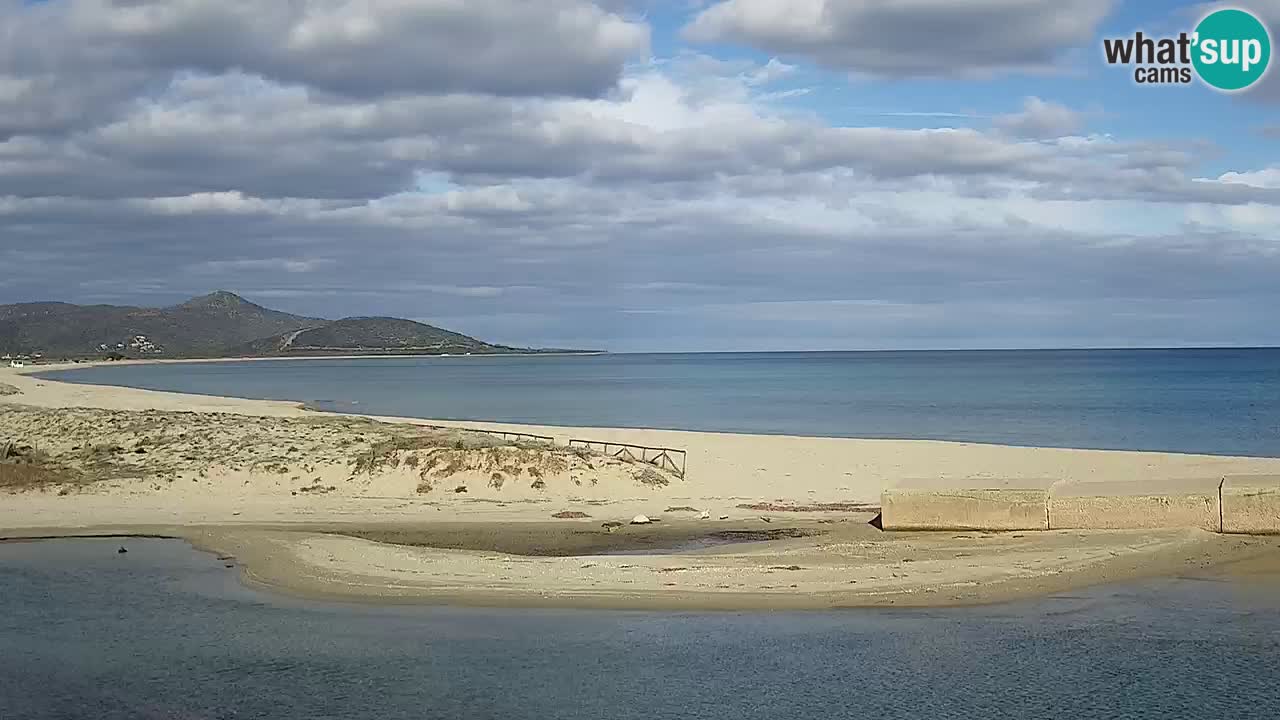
[1192, 8, 1271, 91]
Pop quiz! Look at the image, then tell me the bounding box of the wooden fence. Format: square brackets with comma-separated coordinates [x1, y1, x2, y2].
[417, 423, 554, 446]
[486, 430, 555, 445]
[430, 424, 686, 477]
[567, 439, 687, 478]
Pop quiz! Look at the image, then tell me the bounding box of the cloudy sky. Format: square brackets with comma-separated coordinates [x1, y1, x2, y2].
[3, 0, 1280, 351]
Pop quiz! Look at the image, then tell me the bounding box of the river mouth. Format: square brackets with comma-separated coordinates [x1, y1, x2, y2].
[336, 522, 826, 557]
[6, 536, 1280, 720]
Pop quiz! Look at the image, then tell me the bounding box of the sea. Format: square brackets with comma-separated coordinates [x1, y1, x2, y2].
[1, 538, 1278, 720]
[40, 348, 1280, 457]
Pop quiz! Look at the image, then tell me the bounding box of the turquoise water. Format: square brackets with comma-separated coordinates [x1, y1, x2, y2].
[1, 538, 1278, 719]
[43, 349, 1280, 456]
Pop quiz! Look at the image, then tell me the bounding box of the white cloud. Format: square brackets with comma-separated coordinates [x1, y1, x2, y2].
[993, 97, 1085, 139]
[4, 0, 647, 100]
[191, 258, 337, 274]
[1217, 167, 1280, 189]
[684, 0, 1115, 77]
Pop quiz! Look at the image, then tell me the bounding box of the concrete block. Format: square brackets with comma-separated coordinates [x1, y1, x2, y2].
[1048, 478, 1221, 532]
[1221, 475, 1280, 535]
[880, 478, 1053, 531]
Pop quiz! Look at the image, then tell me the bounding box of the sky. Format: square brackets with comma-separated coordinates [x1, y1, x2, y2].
[2, 0, 1280, 352]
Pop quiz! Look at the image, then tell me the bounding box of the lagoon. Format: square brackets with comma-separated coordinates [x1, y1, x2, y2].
[2, 538, 1278, 720]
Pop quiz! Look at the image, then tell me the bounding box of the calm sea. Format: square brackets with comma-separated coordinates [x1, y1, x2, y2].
[1, 538, 1278, 720]
[41, 349, 1280, 457]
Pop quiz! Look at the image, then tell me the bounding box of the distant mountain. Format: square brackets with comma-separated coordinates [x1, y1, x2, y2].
[0, 291, 321, 357]
[0, 291, 573, 358]
[237, 316, 517, 356]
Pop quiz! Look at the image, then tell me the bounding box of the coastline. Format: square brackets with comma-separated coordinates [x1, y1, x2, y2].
[29, 355, 1280, 459]
[5, 362, 1280, 609]
[21, 350, 607, 372]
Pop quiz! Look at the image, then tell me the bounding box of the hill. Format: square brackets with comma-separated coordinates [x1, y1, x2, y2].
[237, 316, 516, 356]
[0, 292, 321, 357]
[0, 291, 558, 358]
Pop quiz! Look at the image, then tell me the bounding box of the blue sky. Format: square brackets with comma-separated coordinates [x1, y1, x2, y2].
[1, 0, 1279, 351]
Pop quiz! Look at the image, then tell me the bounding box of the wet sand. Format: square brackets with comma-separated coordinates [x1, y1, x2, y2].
[2, 518, 1277, 610]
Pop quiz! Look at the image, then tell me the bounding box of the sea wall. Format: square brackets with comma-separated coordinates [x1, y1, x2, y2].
[881, 475, 1280, 534]
[1221, 475, 1280, 535]
[1048, 479, 1221, 532]
[880, 478, 1054, 531]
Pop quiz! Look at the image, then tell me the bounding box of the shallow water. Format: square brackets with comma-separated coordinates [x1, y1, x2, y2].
[43, 349, 1280, 457]
[2, 538, 1278, 720]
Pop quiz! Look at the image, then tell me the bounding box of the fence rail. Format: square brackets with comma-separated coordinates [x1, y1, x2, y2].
[418, 423, 554, 446]
[567, 439, 687, 478]
[488, 430, 555, 445]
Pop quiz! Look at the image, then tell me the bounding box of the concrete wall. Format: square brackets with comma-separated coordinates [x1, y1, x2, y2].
[881, 478, 1053, 531]
[880, 475, 1280, 534]
[1221, 475, 1280, 535]
[1048, 478, 1221, 532]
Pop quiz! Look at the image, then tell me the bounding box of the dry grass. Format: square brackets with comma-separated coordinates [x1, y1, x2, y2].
[0, 462, 65, 489]
[0, 443, 79, 490]
[635, 467, 669, 487]
[350, 430, 493, 475]
[0, 405, 680, 495]
[0, 406, 510, 488]
[406, 445, 595, 492]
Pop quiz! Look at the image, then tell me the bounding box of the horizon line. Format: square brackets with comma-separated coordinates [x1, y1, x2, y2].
[584, 345, 1280, 354]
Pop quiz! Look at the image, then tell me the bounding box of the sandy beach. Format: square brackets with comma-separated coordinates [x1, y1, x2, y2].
[4, 360, 1280, 609]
